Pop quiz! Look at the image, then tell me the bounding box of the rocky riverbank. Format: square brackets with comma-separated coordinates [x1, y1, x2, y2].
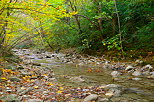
[0, 49, 154, 102]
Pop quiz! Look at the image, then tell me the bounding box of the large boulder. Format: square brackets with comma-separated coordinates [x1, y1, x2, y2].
[83, 94, 99, 102]
[132, 70, 142, 76]
[125, 65, 135, 72]
[142, 64, 153, 71]
[101, 84, 123, 97]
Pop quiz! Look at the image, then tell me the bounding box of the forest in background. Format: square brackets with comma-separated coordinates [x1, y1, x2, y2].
[0, 0, 154, 60]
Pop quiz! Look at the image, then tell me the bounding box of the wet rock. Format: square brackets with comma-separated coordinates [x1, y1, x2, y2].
[125, 65, 135, 71]
[17, 66, 24, 70]
[27, 99, 43, 102]
[12, 49, 19, 52]
[111, 97, 147, 102]
[147, 75, 154, 79]
[124, 88, 144, 94]
[142, 64, 153, 72]
[0, 94, 20, 102]
[83, 94, 99, 102]
[135, 59, 144, 64]
[142, 71, 150, 76]
[103, 84, 123, 97]
[78, 62, 85, 66]
[150, 72, 154, 75]
[32, 62, 41, 66]
[132, 70, 142, 76]
[37, 56, 44, 59]
[20, 70, 32, 76]
[9, 77, 22, 82]
[144, 64, 153, 69]
[45, 55, 51, 58]
[69, 76, 85, 83]
[98, 98, 109, 102]
[18, 87, 34, 95]
[6, 87, 12, 92]
[5, 65, 16, 70]
[103, 64, 112, 69]
[132, 77, 142, 81]
[111, 71, 121, 77]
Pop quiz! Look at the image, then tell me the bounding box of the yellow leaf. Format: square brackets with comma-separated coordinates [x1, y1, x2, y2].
[59, 87, 64, 90]
[30, 79, 35, 82]
[47, 82, 54, 86]
[34, 85, 39, 89]
[70, 11, 78, 15]
[57, 90, 63, 94]
[1, 77, 7, 80]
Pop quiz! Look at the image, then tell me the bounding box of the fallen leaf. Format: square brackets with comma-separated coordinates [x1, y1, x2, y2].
[1, 77, 7, 80]
[57, 90, 63, 94]
[34, 85, 39, 89]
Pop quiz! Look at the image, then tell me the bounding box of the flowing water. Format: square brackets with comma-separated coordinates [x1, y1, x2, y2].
[14, 49, 154, 101]
[32, 57, 154, 102]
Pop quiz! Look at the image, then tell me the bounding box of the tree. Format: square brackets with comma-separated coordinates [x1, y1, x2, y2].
[0, 0, 75, 56]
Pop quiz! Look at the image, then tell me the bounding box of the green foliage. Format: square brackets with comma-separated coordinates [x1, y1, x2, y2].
[133, 22, 154, 50]
[0, 0, 153, 57]
[102, 34, 121, 50]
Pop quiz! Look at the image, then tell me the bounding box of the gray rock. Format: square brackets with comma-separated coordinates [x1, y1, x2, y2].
[111, 71, 121, 77]
[104, 84, 123, 97]
[20, 70, 32, 76]
[142, 64, 153, 71]
[150, 72, 154, 75]
[0, 94, 20, 102]
[5, 65, 16, 70]
[32, 62, 41, 66]
[69, 76, 85, 83]
[144, 64, 153, 69]
[6, 87, 12, 92]
[9, 77, 22, 82]
[27, 99, 43, 102]
[135, 59, 144, 64]
[124, 88, 144, 94]
[125, 65, 135, 71]
[142, 71, 150, 76]
[83, 94, 99, 102]
[18, 87, 34, 95]
[147, 75, 154, 79]
[103, 64, 113, 69]
[132, 77, 142, 81]
[17, 66, 24, 70]
[98, 98, 109, 102]
[132, 70, 142, 76]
